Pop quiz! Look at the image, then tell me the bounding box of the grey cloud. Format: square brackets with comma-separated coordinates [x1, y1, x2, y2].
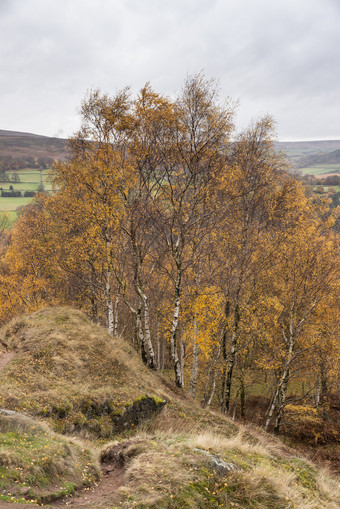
[0, 0, 339, 139]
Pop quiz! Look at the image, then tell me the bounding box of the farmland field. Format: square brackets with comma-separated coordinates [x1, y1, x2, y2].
[0, 197, 33, 210]
[300, 164, 340, 175]
[0, 169, 52, 212]
[314, 185, 340, 192]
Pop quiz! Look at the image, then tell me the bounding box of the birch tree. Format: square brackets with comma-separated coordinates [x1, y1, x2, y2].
[263, 217, 338, 434]
[131, 75, 235, 387]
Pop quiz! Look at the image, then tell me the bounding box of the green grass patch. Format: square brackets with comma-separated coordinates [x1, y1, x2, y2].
[301, 164, 340, 175]
[0, 169, 53, 212]
[0, 197, 33, 211]
[0, 413, 99, 504]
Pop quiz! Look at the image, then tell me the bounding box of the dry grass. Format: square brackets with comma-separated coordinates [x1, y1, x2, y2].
[1, 306, 339, 508]
[100, 430, 340, 508]
[0, 307, 170, 437]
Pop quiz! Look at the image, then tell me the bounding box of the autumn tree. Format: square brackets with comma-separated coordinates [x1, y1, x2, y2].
[51, 89, 136, 335]
[130, 76, 235, 387]
[0, 75, 338, 433]
[213, 117, 305, 413]
[263, 213, 338, 434]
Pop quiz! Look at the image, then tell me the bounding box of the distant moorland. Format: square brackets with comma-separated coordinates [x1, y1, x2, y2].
[0, 129, 69, 169]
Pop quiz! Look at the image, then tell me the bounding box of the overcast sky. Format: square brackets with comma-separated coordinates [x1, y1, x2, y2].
[1, 0, 339, 140]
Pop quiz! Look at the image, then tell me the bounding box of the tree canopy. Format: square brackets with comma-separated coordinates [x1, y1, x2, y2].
[0, 75, 338, 435]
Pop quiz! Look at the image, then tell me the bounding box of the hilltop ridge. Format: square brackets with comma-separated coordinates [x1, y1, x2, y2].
[1, 128, 340, 171]
[0, 130, 69, 169]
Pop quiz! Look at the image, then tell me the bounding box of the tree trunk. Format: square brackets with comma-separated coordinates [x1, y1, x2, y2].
[265, 382, 281, 432]
[316, 361, 329, 419]
[265, 335, 294, 432]
[90, 293, 98, 323]
[240, 372, 246, 418]
[224, 304, 241, 412]
[170, 260, 184, 388]
[105, 271, 114, 335]
[143, 295, 156, 369]
[130, 220, 156, 369]
[190, 317, 199, 398]
[156, 320, 161, 371]
[224, 331, 237, 412]
[137, 306, 148, 365]
[274, 371, 289, 435]
[180, 338, 185, 386]
[202, 341, 221, 409]
[113, 289, 119, 337]
[220, 301, 230, 411]
[160, 333, 165, 375]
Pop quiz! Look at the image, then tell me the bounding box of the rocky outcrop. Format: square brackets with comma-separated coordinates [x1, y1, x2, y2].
[112, 395, 166, 432]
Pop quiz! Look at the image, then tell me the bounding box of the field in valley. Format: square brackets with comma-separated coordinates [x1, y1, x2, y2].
[300, 163, 340, 175]
[0, 168, 52, 212]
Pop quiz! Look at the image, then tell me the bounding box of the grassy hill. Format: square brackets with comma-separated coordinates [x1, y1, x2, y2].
[0, 307, 339, 508]
[275, 140, 340, 160]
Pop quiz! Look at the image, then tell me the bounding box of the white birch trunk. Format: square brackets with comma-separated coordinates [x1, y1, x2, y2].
[224, 304, 241, 412]
[143, 295, 156, 369]
[137, 306, 147, 365]
[170, 263, 184, 387]
[190, 317, 199, 398]
[265, 331, 294, 432]
[105, 270, 114, 335]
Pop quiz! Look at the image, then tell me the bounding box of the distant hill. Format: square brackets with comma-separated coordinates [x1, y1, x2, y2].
[1, 129, 340, 173]
[293, 149, 340, 169]
[275, 140, 340, 170]
[0, 129, 69, 170]
[275, 140, 340, 154]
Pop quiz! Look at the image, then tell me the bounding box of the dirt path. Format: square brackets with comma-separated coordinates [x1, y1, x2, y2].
[50, 467, 124, 508]
[0, 352, 14, 372]
[50, 444, 128, 508]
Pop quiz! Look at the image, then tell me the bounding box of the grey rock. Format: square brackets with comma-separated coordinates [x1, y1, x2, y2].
[19, 486, 31, 495]
[0, 408, 30, 419]
[193, 448, 241, 476]
[0, 409, 17, 416]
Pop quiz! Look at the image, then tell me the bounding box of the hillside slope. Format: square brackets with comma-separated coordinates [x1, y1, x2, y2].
[0, 307, 168, 436]
[275, 140, 340, 170]
[295, 149, 340, 169]
[0, 307, 339, 508]
[0, 130, 69, 168]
